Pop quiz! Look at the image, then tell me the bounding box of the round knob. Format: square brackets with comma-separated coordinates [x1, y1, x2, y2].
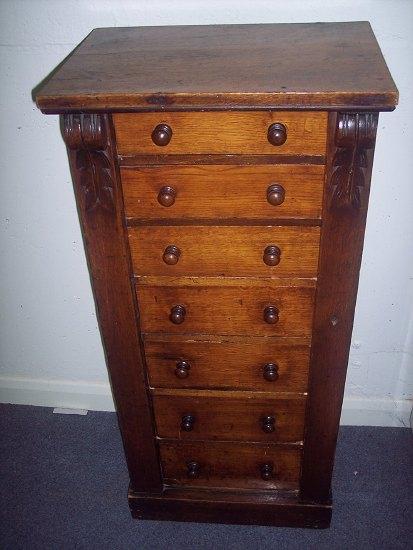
[267, 123, 287, 146]
[163, 245, 181, 265]
[175, 360, 191, 379]
[260, 462, 274, 480]
[151, 123, 173, 146]
[263, 363, 279, 382]
[158, 186, 176, 207]
[261, 415, 275, 433]
[264, 306, 279, 324]
[266, 184, 285, 206]
[263, 245, 281, 266]
[186, 461, 200, 479]
[170, 305, 186, 325]
[181, 414, 195, 432]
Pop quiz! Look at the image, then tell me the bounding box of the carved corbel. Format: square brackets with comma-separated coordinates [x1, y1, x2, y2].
[330, 112, 378, 209]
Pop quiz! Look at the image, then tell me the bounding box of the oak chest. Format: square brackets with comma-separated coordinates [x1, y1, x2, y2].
[35, 22, 398, 528]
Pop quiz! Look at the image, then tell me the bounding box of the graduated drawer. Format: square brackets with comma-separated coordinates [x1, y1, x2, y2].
[121, 164, 324, 221]
[129, 226, 320, 278]
[144, 335, 310, 392]
[114, 111, 327, 156]
[136, 282, 315, 337]
[153, 390, 305, 443]
[159, 441, 301, 490]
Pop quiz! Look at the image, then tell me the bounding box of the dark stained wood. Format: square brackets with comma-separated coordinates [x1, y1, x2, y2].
[144, 335, 310, 392]
[35, 23, 398, 113]
[300, 112, 379, 504]
[152, 390, 306, 443]
[128, 225, 320, 278]
[121, 164, 325, 221]
[37, 21, 397, 529]
[61, 113, 162, 493]
[159, 440, 301, 490]
[114, 111, 327, 155]
[136, 283, 315, 337]
[129, 487, 332, 528]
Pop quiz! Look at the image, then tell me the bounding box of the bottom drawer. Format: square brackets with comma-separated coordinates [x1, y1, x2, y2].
[159, 441, 301, 490]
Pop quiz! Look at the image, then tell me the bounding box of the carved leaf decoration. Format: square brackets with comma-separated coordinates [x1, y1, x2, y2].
[330, 113, 378, 210]
[331, 147, 367, 209]
[76, 149, 114, 213]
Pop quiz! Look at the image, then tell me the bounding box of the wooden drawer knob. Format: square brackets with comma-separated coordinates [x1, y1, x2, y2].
[264, 306, 279, 324]
[170, 305, 186, 324]
[266, 184, 285, 206]
[175, 360, 191, 379]
[263, 245, 281, 266]
[151, 123, 173, 146]
[267, 123, 287, 146]
[186, 461, 200, 479]
[260, 462, 274, 480]
[263, 363, 279, 382]
[158, 186, 176, 207]
[181, 414, 195, 432]
[163, 245, 181, 265]
[261, 415, 275, 433]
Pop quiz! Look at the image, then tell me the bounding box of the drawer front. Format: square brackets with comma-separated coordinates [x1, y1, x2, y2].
[159, 441, 301, 490]
[137, 284, 315, 337]
[121, 164, 324, 220]
[153, 392, 305, 443]
[145, 336, 310, 392]
[129, 226, 320, 278]
[114, 111, 328, 156]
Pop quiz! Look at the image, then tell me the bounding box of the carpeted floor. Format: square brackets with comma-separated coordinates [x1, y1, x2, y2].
[0, 404, 412, 549]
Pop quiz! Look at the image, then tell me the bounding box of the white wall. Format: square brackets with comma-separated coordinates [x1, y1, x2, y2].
[1, 0, 412, 426]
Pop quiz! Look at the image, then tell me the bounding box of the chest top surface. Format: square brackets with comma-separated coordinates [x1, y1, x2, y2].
[35, 22, 398, 113]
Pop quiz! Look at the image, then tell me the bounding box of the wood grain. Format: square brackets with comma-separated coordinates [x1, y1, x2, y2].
[35, 23, 398, 113]
[119, 154, 326, 167]
[121, 164, 325, 221]
[114, 111, 327, 155]
[159, 441, 301, 490]
[136, 283, 315, 337]
[61, 113, 162, 493]
[144, 336, 310, 392]
[129, 226, 320, 278]
[300, 112, 379, 504]
[129, 486, 332, 527]
[153, 391, 306, 443]
[136, 276, 316, 288]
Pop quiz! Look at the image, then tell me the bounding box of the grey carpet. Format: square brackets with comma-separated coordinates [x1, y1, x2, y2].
[0, 404, 412, 549]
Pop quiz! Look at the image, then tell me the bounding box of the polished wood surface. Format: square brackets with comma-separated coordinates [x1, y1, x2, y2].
[129, 487, 332, 527]
[60, 114, 162, 493]
[37, 21, 397, 529]
[300, 112, 379, 504]
[114, 112, 327, 156]
[121, 164, 324, 221]
[159, 441, 301, 490]
[153, 391, 305, 443]
[129, 226, 320, 278]
[144, 335, 310, 391]
[35, 23, 398, 113]
[137, 283, 315, 337]
[120, 154, 326, 167]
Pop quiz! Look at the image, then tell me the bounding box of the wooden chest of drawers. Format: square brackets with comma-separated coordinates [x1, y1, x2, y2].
[35, 22, 398, 528]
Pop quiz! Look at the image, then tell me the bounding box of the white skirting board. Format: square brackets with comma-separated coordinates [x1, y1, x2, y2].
[0, 376, 411, 428]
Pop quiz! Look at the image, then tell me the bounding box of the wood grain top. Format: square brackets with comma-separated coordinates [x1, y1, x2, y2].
[35, 22, 398, 113]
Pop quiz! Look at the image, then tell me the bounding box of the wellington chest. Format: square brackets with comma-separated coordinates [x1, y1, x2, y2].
[35, 22, 398, 528]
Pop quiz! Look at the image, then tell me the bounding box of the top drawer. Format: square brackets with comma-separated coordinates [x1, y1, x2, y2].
[114, 111, 328, 156]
